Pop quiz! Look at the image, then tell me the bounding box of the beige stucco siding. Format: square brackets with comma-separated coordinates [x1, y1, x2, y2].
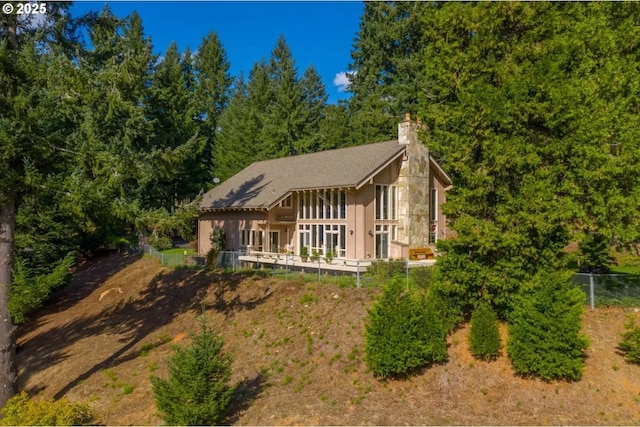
[198, 211, 267, 255]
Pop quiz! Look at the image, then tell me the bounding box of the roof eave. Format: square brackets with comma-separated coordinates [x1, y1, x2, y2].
[355, 147, 406, 190]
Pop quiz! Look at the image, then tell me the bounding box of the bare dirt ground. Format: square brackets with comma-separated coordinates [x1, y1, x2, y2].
[15, 253, 640, 425]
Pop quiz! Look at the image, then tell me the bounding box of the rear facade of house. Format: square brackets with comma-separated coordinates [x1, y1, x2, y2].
[198, 115, 452, 261]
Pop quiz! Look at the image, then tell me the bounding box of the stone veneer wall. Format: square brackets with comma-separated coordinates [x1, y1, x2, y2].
[396, 119, 431, 248]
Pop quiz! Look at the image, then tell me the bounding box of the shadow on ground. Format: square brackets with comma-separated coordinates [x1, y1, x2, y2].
[17, 258, 272, 399]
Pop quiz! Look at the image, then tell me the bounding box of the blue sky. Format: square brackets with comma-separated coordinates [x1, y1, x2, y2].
[70, 1, 364, 103]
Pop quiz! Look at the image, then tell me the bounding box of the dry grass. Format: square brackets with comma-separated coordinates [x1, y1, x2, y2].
[15, 253, 640, 425]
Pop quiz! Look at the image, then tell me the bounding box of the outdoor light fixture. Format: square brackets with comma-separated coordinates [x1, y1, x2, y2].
[368, 230, 373, 237]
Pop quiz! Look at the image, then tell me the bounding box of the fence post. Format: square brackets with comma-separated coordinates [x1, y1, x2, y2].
[356, 260, 360, 288]
[317, 255, 321, 285]
[406, 259, 409, 291]
[589, 273, 595, 310]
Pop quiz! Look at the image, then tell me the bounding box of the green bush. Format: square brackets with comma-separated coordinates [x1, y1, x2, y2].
[366, 260, 405, 283]
[149, 235, 173, 251]
[507, 272, 589, 381]
[619, 316, 640, 364]
[206, 227, 226, 269]
[469, 303, 502, 361]
[0, 391, 96, 426]
[365, 278, 447, 379]
[151, 319, 235, 425]
[409, 266, 434, 290]
[9, 254, 74, 324]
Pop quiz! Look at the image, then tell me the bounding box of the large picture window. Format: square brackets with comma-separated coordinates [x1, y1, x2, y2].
[375, 185, 397, 220]
[298, 223, 346, 257]
[298, 189, 347, 220]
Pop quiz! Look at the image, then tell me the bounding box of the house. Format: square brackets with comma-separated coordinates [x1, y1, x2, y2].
[198, 114, 452, 263]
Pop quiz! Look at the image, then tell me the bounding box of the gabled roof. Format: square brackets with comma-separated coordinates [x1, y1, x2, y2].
[200, 140, 407, 211]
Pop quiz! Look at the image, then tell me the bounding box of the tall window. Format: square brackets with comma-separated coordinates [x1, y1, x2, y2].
[375, 185, 397, 220]
[239, 230, 263, 251]
[298, 189, 347, 220]
[375, 224, 396, 259]
[429, 188, 437, 221]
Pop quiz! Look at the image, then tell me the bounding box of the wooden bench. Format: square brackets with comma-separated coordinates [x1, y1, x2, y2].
[409, 247, 435, 260]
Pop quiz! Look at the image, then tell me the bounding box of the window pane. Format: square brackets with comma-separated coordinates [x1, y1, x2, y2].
[391, 186, 396, 219]
[341, 191, 346, 219]
[375, 186, 381, 220]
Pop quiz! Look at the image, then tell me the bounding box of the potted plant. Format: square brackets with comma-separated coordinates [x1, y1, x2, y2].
[300, 246, 309, 262]
[310, 250, 320, 263]
[325, 250, 335, 264]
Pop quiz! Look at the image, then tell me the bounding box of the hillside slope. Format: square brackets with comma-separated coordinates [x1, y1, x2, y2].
[15, 253, 640, 425]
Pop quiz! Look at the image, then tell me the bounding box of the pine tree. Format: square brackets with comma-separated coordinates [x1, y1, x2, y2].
[152, 319, 235, 425]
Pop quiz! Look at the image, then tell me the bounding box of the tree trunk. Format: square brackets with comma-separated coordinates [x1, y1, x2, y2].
[0, 198, 18, 408]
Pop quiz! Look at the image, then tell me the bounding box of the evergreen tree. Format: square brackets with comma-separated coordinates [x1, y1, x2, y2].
[469, 303, 502, 361]
[348, 1, 428, 143]
[316, 102, 353, 151]
[295, 65, 328, 153]
[419, 2, 640, 315]
[147, 41, 204, 207]
[365, 279, 447, 379]
[0, 2, 78, 407]
[152, 319, 235, 425]
[507, 272, 589, 381]
[262, 36, 305, 157]
[213, 68, 271, 181]
[193, 31, 232, 179]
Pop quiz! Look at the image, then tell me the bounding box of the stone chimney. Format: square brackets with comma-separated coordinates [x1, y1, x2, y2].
[398, 112, 419, 145]
[396, 112, 430, 248]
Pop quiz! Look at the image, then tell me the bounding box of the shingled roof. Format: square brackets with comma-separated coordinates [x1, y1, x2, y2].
[200, 140, 407, 211]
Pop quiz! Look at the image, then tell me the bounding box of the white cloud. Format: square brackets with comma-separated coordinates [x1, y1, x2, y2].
[333, 71, 354, 93]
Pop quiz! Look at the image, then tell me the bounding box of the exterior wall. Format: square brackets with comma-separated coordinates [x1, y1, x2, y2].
[197, 118, 450, 259]
[429, 166, 449, 243]
[397, 120, 431, 248]
[198, 210, 267, 255]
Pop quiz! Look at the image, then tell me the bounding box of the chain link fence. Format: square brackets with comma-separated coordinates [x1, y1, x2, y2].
[142, 246, 640, 305]
[142, 245, 205, 267]
[573, 273, 640, 309]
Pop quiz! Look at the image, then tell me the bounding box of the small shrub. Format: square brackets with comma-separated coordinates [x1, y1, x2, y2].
[619, 316, 640, 364]
[151, 318, 235, 425]
[0, 391, 96, 426]
[367, 260, 405, 283]
[206, 227, 226, 270]
[9, 254, 74, 324]
[409, 266, 434, 290]
[149, 235, 173, 251]
[507, 272, 589, 381]
[469, 303, 502, 361]
[365, 278, 447, 379]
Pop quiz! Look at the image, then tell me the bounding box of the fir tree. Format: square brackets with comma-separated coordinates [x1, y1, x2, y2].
[152, 319, 235, 425]
[507, 272, 589, 381]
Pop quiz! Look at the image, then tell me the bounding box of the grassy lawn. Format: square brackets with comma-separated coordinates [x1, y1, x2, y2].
[160, 248, 198, 256]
